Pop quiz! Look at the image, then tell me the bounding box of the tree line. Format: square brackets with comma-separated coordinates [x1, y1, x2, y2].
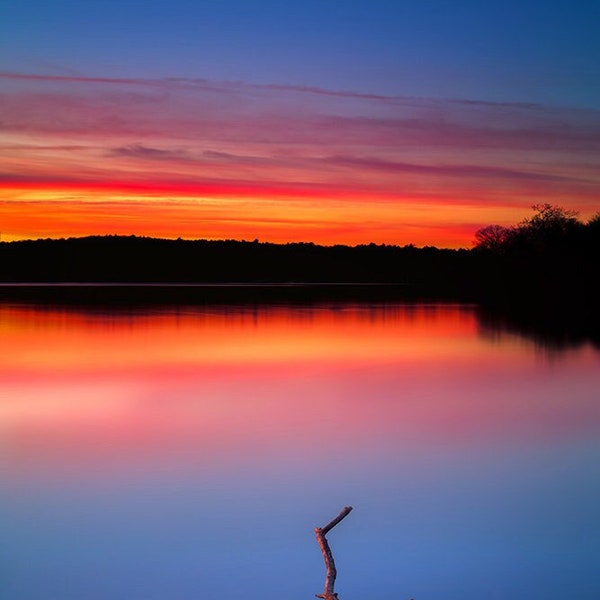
[0, 235, 475, 293]
[0, 204, 597, 308]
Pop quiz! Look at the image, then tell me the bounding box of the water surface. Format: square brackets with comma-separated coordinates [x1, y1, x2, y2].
[2, 302, 599, 599]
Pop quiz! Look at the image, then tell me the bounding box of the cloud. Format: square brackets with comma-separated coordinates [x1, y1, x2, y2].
[313, 114, 600, 152]
[1, 69, 599, 216]
[0, 72, 152, 86]
[0, 72, 545, 110]
[202, 150, 242, 161]
[0, 142, 91, 152]
[108, 144, 192, 161]
[321, 155, 584, 183]
[2, 70, 599, 152]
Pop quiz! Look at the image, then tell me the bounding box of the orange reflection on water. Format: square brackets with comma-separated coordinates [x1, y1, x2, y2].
[0, 303, 480, 373]
[2, 303, 599, 478]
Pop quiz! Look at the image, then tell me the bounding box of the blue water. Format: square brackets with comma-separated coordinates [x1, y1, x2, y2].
[1, 303, 599, 599]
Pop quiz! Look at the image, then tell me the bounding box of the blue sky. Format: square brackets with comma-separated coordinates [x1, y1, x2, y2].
[2, 0, 599, 106]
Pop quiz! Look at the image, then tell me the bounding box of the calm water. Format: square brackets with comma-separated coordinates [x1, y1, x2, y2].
[1, 302, 599, 600]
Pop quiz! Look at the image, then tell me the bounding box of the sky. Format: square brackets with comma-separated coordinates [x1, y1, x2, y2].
[1, 0, 599, 247]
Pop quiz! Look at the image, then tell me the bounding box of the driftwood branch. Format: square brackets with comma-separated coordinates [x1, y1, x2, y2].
[314, 506, 353, 600]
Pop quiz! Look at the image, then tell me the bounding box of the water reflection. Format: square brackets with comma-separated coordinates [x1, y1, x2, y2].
[1, 302, 599, 600]
[477, 303, 600, 352]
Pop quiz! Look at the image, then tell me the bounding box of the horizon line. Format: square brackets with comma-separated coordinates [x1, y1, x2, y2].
[0, 232, 467, 251]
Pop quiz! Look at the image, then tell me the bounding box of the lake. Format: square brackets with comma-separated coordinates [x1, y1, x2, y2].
[2, 300, 599, 600]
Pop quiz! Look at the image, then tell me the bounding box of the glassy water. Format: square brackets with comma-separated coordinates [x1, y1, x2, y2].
[2, 302, 599, 600]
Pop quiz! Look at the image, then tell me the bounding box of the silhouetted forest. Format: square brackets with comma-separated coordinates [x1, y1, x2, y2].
[0, 204, 598, 310]
[472, 204, 600, 302]
[0, 236, 476, 294]
[1, 204, 598, 346]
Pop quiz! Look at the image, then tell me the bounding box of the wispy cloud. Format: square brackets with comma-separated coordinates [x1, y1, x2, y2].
[2, 70, 598, 142]
[0, 72, 546, 110]
[0, 72, 154, 86]
[321, 155, 586, 183]
[1, 70, 599, 244]
[108, 144, 192, 161]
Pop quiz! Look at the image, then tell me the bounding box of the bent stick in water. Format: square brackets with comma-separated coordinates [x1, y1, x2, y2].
[314, 506, 353, 600]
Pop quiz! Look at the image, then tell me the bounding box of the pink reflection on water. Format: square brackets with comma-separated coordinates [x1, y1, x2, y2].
[2, 303, 600, 480]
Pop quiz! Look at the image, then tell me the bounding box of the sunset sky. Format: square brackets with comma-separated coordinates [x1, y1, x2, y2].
[1, 0, 599, 247]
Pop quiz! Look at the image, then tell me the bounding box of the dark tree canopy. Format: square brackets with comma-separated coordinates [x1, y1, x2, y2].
[521, 203, 580, 231]
[473, 224, 513, 253]
[473, 203, 594, 255]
